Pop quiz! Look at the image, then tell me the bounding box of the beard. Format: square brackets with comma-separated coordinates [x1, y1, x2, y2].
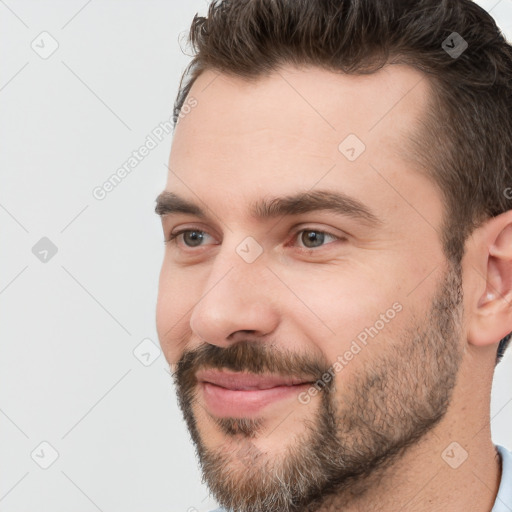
[171, 262, 465, 512]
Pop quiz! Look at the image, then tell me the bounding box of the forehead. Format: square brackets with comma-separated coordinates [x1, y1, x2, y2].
[167, 63, 441, 230]
[172, 63, 430, 154]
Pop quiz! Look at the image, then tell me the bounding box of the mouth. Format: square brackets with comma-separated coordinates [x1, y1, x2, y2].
[196, 369, 315, 417]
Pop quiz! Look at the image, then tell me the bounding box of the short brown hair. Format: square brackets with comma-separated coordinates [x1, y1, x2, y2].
[172, 0, 512, 363]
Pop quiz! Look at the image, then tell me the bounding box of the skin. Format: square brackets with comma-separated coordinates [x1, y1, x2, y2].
[156, 64, 511, 511]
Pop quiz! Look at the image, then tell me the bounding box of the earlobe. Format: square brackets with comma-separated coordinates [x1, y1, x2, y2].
[467, 211, 512, 348]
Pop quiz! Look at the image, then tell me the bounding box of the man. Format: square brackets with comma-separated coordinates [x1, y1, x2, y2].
[155, 0, 512, 510]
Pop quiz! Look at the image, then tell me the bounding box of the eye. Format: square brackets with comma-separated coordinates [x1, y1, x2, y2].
[166, 229, 215, 248]
[166, 227, 344, 251]
[291, 229, 342, 250]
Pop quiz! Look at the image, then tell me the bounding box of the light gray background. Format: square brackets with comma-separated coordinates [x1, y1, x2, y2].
[1, 1, 511, 511]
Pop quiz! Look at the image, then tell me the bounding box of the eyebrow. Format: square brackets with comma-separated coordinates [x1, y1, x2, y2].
[155, 189, 382, 227]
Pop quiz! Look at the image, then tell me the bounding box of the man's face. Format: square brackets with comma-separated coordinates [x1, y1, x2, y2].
[156, 65, 465, 511]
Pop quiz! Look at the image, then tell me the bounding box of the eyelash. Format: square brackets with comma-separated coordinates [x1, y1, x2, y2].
[165, 227, 344, 252]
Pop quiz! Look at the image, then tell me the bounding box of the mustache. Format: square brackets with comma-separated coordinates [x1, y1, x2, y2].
[172, 340, 332, 387]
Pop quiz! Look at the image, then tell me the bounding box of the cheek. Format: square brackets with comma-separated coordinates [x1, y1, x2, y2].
[155, 265, 202, 364]
[290, 265, 394, 322]
[286, 265, 408, 365]
[155, 295, 181, 366]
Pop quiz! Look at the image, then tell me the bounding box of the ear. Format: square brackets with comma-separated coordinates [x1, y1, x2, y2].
[467, 210, 512, 348]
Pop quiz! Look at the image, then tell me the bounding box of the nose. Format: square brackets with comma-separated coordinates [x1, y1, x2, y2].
[189, 245, 280, 348]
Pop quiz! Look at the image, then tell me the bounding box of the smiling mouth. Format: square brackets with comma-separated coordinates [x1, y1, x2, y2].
[195, 368, 315, 417]
[196, 368, 314, 389]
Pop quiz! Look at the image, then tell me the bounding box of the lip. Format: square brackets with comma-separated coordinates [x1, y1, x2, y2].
[196, 369, 314, 417]
[196, 369, 313, 389]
